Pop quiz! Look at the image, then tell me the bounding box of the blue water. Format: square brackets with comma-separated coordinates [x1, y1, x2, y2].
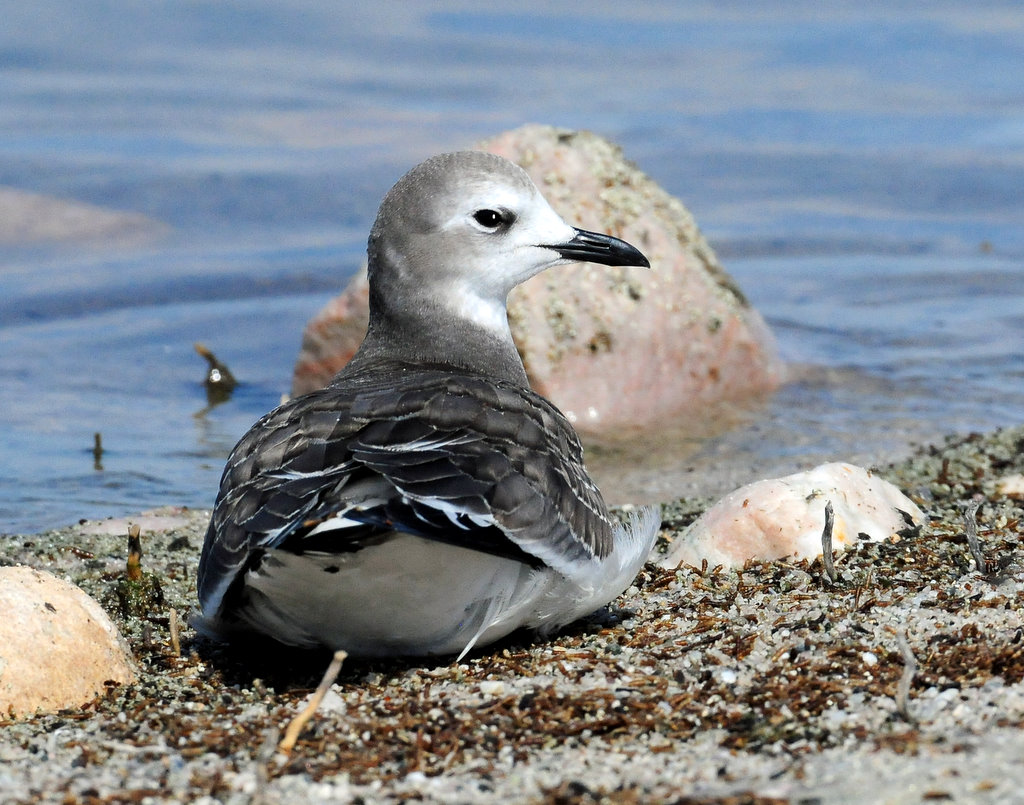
[2, 2, 1023, 533]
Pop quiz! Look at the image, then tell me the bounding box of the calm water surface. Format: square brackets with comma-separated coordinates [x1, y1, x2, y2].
[2, 2, 1023, 533]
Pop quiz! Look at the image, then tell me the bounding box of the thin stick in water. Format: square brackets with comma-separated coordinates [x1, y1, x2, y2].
[92, 432, 104, 470]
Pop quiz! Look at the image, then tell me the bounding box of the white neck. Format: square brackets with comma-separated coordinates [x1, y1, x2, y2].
[448, 282, 512, 340]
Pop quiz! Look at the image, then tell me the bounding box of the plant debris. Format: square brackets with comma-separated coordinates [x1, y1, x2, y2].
[820, 499, 837, 584]
[279, 650, 349, 754]
[963, 500, 987, 573]
[194, 341, 238, 404]
[112, 523, 165, 618]
[92, 432, 104, 471]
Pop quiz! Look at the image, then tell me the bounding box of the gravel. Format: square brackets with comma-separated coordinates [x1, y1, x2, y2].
[1, 425, 1023, 804]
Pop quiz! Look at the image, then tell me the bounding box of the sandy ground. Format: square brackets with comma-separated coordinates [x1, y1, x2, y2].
[1, 425, 1023, 804]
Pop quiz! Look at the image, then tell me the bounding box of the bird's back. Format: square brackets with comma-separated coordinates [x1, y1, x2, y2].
[196, 364, 620, 642]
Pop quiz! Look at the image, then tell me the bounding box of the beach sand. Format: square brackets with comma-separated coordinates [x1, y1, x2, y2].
[1, 425, 1023, 804]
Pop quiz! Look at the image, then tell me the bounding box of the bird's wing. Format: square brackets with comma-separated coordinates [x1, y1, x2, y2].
[346, 373, 613, 566]
[196, 371, 613, 618]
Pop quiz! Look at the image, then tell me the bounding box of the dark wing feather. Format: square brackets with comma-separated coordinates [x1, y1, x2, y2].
[197, 386, 361, 612]
[197, 369, 613, 617]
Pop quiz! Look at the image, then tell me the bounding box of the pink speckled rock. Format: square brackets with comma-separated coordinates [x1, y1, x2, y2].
[659, 463, 924, 570]
[293, 125, 784, 431]
[0, 566, 136, 718]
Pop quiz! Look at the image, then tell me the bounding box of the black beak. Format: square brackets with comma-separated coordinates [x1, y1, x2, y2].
[549, 228, 650, 268]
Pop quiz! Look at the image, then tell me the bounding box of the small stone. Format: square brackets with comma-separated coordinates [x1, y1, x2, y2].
[0, 566, 136, 718]
[479, 680, 505, 696]
[995, 473, 1024, 499]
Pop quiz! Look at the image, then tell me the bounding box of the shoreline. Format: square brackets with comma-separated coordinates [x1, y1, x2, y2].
[1, 424, 1023, 803]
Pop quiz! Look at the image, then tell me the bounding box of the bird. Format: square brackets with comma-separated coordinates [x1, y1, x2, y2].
[196, 150, 661, 659]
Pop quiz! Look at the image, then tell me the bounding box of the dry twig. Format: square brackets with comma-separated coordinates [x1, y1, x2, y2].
[252, 728, 280, 805]
[126, 524, 143, 581]
[820, 500, 837, 584]
[169, 608, 181, 657]
[92, 432, 104, 470]
[279, 650, 348, 754]
[853, 568, 874, 610]
[963, 500, 986, 573]
[895, 631, 918, 724]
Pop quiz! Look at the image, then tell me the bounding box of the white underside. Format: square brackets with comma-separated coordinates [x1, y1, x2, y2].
[217, 505, 660, 658]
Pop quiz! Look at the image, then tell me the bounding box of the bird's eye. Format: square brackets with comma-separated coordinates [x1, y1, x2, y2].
[472, 208, 509, 230]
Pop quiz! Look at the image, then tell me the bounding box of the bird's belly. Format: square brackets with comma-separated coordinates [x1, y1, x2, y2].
[241, 533, 555, 657]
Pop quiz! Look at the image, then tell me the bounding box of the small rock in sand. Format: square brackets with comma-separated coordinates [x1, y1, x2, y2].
[0, 566, 136, 719]
[996, 473, 1024, 499]
[660, 462, 924, 569]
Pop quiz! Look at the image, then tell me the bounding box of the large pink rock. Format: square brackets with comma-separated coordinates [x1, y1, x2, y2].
[293, 125, 784, 432]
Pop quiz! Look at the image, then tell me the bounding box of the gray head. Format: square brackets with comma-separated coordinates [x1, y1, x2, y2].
[367, 151, 647, 325]
[352, 150, 649, 381]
